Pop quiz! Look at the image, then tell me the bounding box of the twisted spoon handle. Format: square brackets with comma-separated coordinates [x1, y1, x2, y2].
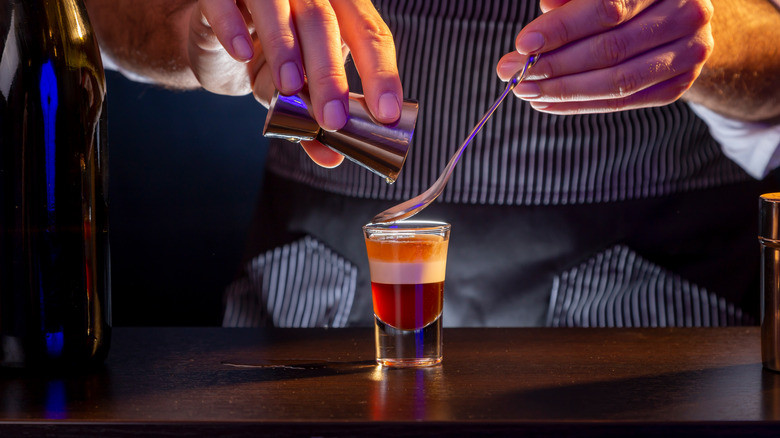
[370, 53, 541, 224]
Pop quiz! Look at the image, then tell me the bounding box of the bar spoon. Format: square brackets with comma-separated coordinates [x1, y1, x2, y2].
[370, 53, 541, 224]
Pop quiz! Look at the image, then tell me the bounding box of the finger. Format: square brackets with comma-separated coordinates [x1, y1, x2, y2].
[189, 2, 255, 95]
[514, 0, 655, 55]
[528, 71, 699, 114]
[250, 46, 276, 107]
[246, 0, 305, 97]
[332, 0, 404, 124]
[197, 0, 255, 62]
[300, 140, 345, 168]
[500, 0, 713, 80]
[513, 31, 711, 103]
[289, 0, 350, 132]
[249, 46, 343, 168]
[496, 52, 538, 82]
[540, 0, 574, 13]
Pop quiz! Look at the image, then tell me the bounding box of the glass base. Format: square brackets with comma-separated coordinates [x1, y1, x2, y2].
[374, 315, 442, 367]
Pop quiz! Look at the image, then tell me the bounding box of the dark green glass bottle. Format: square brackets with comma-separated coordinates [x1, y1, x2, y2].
[0, 0, 111, 369]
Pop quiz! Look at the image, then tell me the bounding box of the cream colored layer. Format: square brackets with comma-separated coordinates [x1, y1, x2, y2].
[367, 259, 446, 284]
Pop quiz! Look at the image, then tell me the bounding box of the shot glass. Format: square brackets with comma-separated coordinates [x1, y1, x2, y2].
[363, 220, 451, 367]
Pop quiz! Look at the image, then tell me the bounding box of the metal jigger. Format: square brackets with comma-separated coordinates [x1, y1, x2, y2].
[263, 86, 418, 183]
[760, 193, 780, 372]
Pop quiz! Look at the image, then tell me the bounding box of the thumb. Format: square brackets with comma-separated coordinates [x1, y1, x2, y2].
[540, 0, 573, 13]
[300, 140, 345, 168]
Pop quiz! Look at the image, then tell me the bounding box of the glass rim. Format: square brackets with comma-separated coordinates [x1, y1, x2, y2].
[363, 220, 450, 233]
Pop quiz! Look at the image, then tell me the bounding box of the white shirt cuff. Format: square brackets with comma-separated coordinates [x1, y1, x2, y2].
[100, 50, 155, 84]
[688, 102, 780, 179]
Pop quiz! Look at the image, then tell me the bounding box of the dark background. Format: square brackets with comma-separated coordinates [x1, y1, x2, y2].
[105, 71, 269, 327]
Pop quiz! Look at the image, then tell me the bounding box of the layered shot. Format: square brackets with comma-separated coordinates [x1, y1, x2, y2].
[363, 221, 451, 367]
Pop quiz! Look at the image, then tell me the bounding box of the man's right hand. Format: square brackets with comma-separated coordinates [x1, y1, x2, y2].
[187, 0, 404, 167]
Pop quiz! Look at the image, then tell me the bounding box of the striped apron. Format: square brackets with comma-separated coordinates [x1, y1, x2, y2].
[223, 0, 775, 328]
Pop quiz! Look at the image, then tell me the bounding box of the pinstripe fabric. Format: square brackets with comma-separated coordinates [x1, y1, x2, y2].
[267, 0, 749, 205]
[223, 236, 356, 328]
[546, 245, 754, 327]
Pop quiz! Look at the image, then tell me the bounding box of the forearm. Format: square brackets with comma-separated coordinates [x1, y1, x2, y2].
[684, 0, 780, 122]
[85, 0, 200, 89]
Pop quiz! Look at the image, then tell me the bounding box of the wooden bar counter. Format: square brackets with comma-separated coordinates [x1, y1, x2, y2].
[1, 327, 778, 437]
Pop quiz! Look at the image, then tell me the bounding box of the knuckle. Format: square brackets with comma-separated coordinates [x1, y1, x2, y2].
[552, 16, 573, 45]
[595, 32, 630, 66]
[307, 64, 344, 86]
[535, 58, 553, 80]
[688, 34, 714, 66]
[683, 0, 714, 28]
[611, 68, 643, 97]
[295, 1, 339, 30]
[360, 18, 395, 50]
[596, 0, 633, 27]
[648, 57, 671, 77]
[369, 66, 401, 83]
[535, 14, 572, 47]
[264, 31, 297, 52]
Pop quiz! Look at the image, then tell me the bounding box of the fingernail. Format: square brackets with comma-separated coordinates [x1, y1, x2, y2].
[513, 82, 541, 99]
[231, 35, 254, 61]
[377, 92, 401, 122]
[322, 100, 348, 131]
[498, 60, 524, 79]
[280, 62, 303, 93]
[516, 32, 544, 54]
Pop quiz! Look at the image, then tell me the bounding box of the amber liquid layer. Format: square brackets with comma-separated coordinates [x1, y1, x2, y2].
[371, 281, 443, 331]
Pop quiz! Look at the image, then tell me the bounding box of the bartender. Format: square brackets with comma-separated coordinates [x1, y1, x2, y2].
[86, 0, 780, 328]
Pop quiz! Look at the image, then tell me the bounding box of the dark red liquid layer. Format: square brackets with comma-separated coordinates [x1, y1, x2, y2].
[371, 282, 443, 330]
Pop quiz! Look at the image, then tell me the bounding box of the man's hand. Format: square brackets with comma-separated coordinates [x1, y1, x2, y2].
[86, 0, 404, 168]
[496, 0, 714, 115]
[496, 0, 780, 122]
[188, 0, 404, 166]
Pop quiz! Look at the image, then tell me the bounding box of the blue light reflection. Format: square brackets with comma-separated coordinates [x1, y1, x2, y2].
[45, 380, 67, 419]
[39, 60, 58, 225]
